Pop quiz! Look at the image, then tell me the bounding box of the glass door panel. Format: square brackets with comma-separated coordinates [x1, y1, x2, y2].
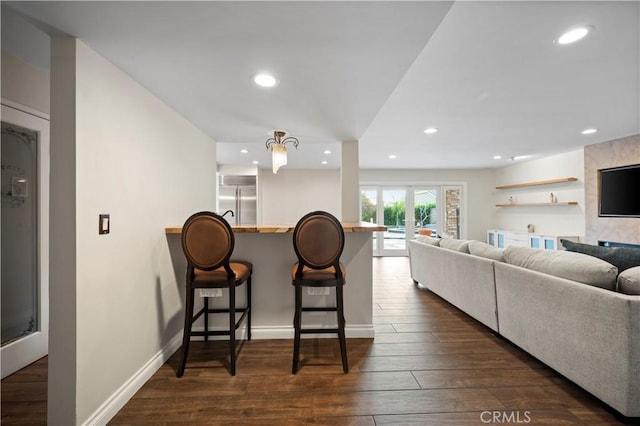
[360, 188, 379, 255]
[1, 122, 38, 347]
[361, 184, 464, 257]
[413, 188, 438, 238]
[1, 105, 49, 379]
[382, 189, 406, 254]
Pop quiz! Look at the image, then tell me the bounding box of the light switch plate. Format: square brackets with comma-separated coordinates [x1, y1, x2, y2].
[99, 214, 110, 234]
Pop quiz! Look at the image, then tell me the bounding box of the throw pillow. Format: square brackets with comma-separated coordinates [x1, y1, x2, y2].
[439, 238, 470, 253]
[468, 241, 505, 262]
[617, 266, 640, 295]
[560, 239, 640, 273]
[504, 246, 618, 290]
[415, 235, 440, 246]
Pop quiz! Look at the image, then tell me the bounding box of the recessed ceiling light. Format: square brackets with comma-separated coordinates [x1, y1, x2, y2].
[581, 128, 598, 135]
[509, 155, 530, 161]
[556, 26, 591, 45]
[252, 160, 259, 165]
[493, 155, 502, 160]
[240, 149, 248, 154]
[321, 160, 328, 165]
[423, 127, 438, 134]
[389, 154, 397, 159]
[324, 150, 331, 155]
[253, 73, 279, 87]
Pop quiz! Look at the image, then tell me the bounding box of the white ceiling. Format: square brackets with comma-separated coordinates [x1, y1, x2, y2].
[5, 1, 640, 170]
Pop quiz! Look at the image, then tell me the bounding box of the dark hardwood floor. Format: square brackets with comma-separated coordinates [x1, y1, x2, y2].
[2, 257, 631, 425]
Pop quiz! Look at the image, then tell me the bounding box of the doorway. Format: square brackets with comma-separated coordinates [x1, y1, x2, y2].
[1, 103, 50, 379]
[361, 184, 464, 256]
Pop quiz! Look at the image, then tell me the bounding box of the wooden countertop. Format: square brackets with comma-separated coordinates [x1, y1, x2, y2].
[165, 221, 386, 234]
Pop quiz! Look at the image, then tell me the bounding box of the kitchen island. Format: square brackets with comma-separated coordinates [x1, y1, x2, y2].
[165, 222, 385, 339]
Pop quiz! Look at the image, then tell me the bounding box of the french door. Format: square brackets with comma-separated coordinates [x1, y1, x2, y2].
[361, 184, 464, 256]
[1, 103, 49, 378]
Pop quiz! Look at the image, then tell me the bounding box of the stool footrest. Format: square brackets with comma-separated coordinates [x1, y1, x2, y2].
[206, 307, 249, 314]
[190, 307, 249, 325]
[300, 328, 339, 334]
[301, 307, 337, 312]
[191, 330, 231, 337]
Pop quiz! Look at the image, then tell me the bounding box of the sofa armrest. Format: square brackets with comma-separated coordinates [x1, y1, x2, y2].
[409, 240, 498, 331]
[495, 262, 640, 417]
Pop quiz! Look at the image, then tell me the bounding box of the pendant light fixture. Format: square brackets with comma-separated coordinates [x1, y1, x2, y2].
[265, 130, 299, 174]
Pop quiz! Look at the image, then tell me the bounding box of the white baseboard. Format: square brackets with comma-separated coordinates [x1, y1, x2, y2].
[250, 325, 375, 339]
[81, 332, 183, 426]
[189, 324, 375, 340]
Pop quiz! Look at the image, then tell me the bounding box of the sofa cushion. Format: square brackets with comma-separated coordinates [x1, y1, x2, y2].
[468, 241, 505, 262]
[617, 266, 640, 295]
[439, 238, 470, 253]
[503, 246, 618, 290]
[560, 239, 640, 274]
[415, 235, 440, 246]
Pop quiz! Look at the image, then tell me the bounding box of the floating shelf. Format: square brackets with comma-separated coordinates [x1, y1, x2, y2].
[496, 202, 579, 207]
[495, 177, 577, 190]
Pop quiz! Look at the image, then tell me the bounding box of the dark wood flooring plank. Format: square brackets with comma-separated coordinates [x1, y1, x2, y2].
[0, 357, 48, 383]
[0, 381, 48, 401]
[246, 371, 420, 393]
[568, 408, 630, 425]
[311, 388, 505, 416]
[0, 401, 47, 425]
[488, 384, 606, 411]
[367, 341, 498, 357]
[158, 416, 377, 426]
[357, 353, 515, 372]
[368, 332, 438, 344]
[374, 409, 584, 425]
[412, 368, 557, 389]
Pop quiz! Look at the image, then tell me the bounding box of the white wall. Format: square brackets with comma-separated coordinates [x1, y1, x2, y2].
[50, 38, 217, 424]
[259, 168, 341, 224]
[493, 149, 585, 238]
[49, 36, 78, 425]
[360, 168, 495, 242]
[1, 52, 50, 114]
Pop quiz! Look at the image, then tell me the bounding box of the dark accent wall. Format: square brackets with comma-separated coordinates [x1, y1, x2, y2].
[584, 134, 640, 245]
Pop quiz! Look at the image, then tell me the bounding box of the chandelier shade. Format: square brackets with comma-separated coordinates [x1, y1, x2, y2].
[265, 130, 299, 174]
[271, 144, 287, 174]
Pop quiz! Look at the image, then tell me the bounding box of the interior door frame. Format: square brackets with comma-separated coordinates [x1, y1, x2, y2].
[1, 100, 50, 379]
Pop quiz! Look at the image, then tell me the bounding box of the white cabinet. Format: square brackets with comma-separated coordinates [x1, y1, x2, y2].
[487, 229, 578, 250]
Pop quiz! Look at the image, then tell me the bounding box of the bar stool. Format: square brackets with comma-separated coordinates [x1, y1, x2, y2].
[291, 211, 348, 374]
[177, 211, 252, 377]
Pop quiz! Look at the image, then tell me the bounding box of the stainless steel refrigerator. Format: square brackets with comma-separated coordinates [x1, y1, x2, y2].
[218, 175, 257, 225]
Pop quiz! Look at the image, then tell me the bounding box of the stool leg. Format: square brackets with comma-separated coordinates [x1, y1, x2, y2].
[292, 283, 303, 374]
[336, 283, 349, 373]
[177, 286, 195, 377]
[247, 274, 252, 341]
[229, 283, 237, 376]
[204, 296, 209, 342]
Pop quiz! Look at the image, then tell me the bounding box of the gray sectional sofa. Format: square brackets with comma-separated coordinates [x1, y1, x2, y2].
[408, 237, 640, 418]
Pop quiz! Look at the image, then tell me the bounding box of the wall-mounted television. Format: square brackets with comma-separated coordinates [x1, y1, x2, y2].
[598, 164, 640, 217]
